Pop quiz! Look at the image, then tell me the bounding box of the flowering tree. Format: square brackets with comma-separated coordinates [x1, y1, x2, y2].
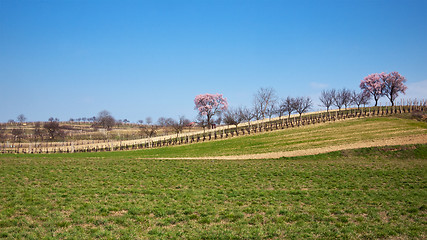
[383, 71, 407, 106]
[194, 93, 228, 128]
[360, 72, 407, 106]
[360, 72, 387, 106]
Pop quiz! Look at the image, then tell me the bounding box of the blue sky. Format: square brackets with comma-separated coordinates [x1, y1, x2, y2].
[1, 0, 426, 122]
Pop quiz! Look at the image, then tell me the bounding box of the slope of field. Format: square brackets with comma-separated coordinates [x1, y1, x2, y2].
[1, 116, 426, 239]
[0, 145, 426, 239]
[73, 116, 426, 159]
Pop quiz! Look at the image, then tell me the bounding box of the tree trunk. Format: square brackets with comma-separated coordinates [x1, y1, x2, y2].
[207, 115, 211, 129]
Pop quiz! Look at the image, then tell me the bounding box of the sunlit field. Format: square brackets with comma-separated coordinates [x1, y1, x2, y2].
[82, 116, 426, 159]
[1, 144, 426, 239]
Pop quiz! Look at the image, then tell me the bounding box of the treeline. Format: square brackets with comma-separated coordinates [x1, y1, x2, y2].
[4, 104, 426, 154]
[1, 71, 419, 144]
[221, 88, 368, 130]
[0, 112, 196, 143]
[197, 71, 410, 128]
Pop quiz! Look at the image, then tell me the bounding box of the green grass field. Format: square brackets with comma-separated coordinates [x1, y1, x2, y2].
[1, 116, 426, 239]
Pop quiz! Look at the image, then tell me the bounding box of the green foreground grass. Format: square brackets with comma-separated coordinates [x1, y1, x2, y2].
[1, 144, 426, 239]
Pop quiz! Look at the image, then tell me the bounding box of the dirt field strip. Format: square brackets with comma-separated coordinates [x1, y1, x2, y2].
[153, 135, 427, 160]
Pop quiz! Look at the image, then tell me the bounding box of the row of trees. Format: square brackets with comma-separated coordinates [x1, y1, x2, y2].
[139, 116, 192, 139]
[2, 119, 65, 143]
[224, 95, 313, 127]
[319, 88, 370, 112]
[1, 110, 196, 143]
[7, 113, 133, 127]
[195, 88, 315, 129]
[3, 71, 408, 142]
[5, 114, 27, 125]
[2, 111, 116, 143]
[194, 71, 408, 127]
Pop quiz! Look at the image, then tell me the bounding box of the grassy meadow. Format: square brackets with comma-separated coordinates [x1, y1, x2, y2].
[0, 116, 426, 239]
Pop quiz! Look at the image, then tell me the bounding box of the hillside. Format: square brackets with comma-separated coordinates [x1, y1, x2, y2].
[2, 106, 426, 155]
[89, 116, 426, 159]
[1, 115, 426, 239]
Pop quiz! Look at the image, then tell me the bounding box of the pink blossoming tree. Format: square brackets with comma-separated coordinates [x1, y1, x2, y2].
[194, 93, 228, 128]
[383, 71, 407, 106]
[360, 72, 407, 106]
[360, 72, 387, 106]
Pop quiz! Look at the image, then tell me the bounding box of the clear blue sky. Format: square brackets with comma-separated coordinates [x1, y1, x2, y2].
[1, 0, 426, 123]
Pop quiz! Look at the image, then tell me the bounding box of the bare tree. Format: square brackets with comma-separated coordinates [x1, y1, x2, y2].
[333, 88, 352, 111]
[0, 124, 6, 143]
[276, 101, 286, 119]
[319, 89, 334, 112]
[239, 106, 255, 129]
[140, 118, 157, 138]
[171, 116, 191, 138]
[44, 119, 63, 140]
[292, 97, 312, 120]
[33, 122, 44, 141]
[157, 117, 175, 135]
[157, 117, 166, 127]
[196, 115, 208, 133]
[17, 114, 26, 124]
[351, 90, 370, 109]
[165, 118, 175, 127]
[145, 126, 157, 138]
[214, 113, 223, 126]
[279, 96, 295, 119]
[49, 117, 59, 122]
[223, 107, 245, 129]
[341, 88, 352, 110]
[146, 117, 153, 125]
[265, 99, 278, 121]
[97, 110, 115, 130]
[253, 87, 277, 120]
[11, 128, 24, 143]
[333, 89, 344, 111]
